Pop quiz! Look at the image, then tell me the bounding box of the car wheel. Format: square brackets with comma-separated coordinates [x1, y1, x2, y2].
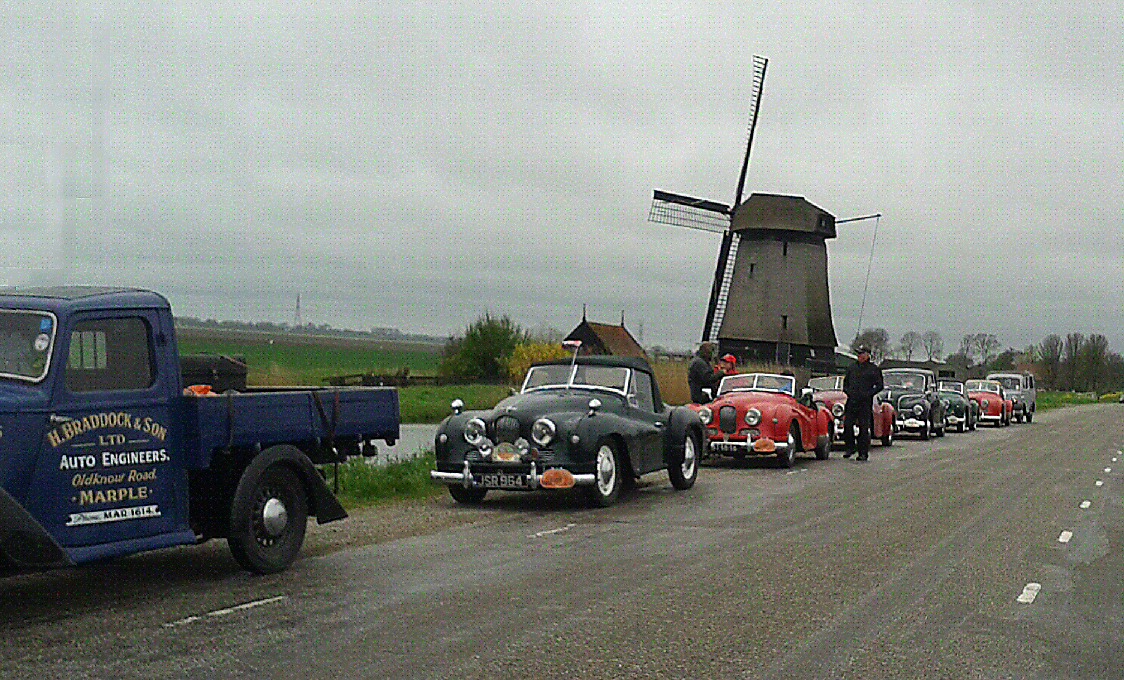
[228, 463, 308, 575]
[882, 428, 893, 446]
[1026, 410, 1034, 423]
[935, 419, 945, 437]
[585, 440, 623, 507]
[1015, 410, 1023, 424]
[776, 426, 797, 468]
[448, 485, 487, 505]
[668, 431, 700, 490]
[918, 423, 929, 441]
[814, 433, 831, 460]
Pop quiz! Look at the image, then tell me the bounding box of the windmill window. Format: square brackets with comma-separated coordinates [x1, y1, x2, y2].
[783, 241, 789, 257]
[782, 315, 789, 330]
[749, 263, 755, 278]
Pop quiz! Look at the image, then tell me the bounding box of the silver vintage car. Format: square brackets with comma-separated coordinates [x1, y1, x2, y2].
[986, 372, 1037, 423]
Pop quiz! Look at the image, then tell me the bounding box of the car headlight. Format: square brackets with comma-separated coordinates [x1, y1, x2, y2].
[832, 403, 845, 418]
[745, 408, 762, 426]
[531, 418, 556, 446]
[982, 399, 990, 409]
[942, 399, 950, 408]
[698, 408, 713, 425]
[464, 418, 487, 446]
[913, 404, 924, 416]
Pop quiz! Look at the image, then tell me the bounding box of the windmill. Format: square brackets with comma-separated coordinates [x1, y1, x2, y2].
[648, 55, 770, 345]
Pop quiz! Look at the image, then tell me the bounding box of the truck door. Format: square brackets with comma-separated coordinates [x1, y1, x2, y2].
[26, 310, 188, 549]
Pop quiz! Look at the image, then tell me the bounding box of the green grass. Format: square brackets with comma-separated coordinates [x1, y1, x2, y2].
[1037, 391, 1099, 411]
[398, 384, 514, 423]
[322, 453, 442, 509]
[177, 327, 440, 386]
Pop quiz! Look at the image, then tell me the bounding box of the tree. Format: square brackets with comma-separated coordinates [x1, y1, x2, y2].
[972, 333, 1001, 368]
[851, 328, 891, 363]
[438, 313, 528, 382]
[959, 334, 975, 362]
[1078, 334, 1109, 393]
[898, 331, 922, 361]
[1062, 333, 1085, 391]
[921, 331, 943, 362]
[990, 348, 1017, 372]
[501, 341, 571, 383]
[1038, 334, 1063, 389]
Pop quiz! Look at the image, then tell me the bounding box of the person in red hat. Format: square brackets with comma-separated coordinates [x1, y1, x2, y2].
[719, 353, 738, 376]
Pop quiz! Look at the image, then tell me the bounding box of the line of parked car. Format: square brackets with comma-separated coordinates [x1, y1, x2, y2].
[428, 353, 1038, 508]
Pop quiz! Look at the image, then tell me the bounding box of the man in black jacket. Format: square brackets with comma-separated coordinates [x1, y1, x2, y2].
[842, 345, 884, 461]
[688, 342, 722, 404]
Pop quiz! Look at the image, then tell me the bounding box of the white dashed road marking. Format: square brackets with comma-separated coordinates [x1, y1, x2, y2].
[1080, 501, 1092, 509]
[1096, 480, 1104, 487]
[1105, 468, 1112, 473]
[1058, 531, 1073, 543]
[531, 523, 576, 538]
[1017, 583, 1042, 604]
[164, 595, 287, 628]
[1114, 458, 1118, 463]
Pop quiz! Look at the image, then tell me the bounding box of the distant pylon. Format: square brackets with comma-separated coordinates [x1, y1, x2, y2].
[294, 293, 302, 326]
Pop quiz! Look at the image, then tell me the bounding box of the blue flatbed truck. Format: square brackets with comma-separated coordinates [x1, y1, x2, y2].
[0, 287, 400, 574]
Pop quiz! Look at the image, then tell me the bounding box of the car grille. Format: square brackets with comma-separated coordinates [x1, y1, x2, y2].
[719, 406, 738, 434]
[494, 416, 521, 443]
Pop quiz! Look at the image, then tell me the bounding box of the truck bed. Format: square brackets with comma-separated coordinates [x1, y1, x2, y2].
[183, 387, 400, 468]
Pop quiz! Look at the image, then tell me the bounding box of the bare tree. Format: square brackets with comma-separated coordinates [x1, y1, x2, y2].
[852, 328, 891, 363]
[921, 331, 943, 362]
[1038, 334, 1063, 389]
[898, 331, 922, 361]
[960, 334, 975, 363]
[1062, 333, 1085, 391]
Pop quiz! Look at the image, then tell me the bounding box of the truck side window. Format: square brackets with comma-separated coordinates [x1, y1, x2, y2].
[65, 317, 155, 392]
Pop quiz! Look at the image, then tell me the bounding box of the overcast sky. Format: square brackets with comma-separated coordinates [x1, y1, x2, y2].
[2, 3, 1122, 353]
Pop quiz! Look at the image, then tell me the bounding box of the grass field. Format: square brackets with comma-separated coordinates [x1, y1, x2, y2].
[322, 454, 441, 509]
[399, 384, 514, 423]
[177, 326, 441, 386]
[1037, 391, 1099, 411]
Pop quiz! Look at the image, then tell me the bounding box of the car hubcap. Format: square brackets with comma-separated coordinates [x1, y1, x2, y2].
[596, 445, 617, 496]
[682, 437, 697, 478]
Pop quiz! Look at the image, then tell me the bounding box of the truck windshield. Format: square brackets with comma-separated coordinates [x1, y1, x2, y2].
[0, 310, 56, 383]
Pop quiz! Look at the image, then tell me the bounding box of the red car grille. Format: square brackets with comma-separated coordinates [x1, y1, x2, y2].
[719, 406, 738, 434]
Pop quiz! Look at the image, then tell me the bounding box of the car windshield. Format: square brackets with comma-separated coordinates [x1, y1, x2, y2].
[0, 310, 56, 383]
[521, 364, 630, 394]
[718, 373, 796, 396]
[884, 371, 927, 390]
[993, 376, 1021, 390]
[809, 376, 843, 391]
[938, 381, 964, 395]
[966, 380, 1002, 394]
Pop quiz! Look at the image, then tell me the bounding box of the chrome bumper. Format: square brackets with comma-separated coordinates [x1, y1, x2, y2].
[898, 418, 927, 430]
[708, 438, 789, 454]
[429, 461, 597, 488]
[945, 415, 965, 425]
[979, 414, 1002, 422]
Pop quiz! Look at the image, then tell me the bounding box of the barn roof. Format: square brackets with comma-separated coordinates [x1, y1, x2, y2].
[564, 319, 647, 358]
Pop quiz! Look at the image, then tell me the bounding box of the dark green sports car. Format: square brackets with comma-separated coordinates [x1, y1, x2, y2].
[431, 355, 704, 507]
[937, 380, 978, 432]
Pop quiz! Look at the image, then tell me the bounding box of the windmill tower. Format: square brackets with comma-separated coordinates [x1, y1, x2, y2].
[648, 56, 839, 369]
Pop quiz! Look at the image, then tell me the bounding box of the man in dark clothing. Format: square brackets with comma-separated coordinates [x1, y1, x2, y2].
[688, 342, 722, 404]
[842, 345, 884, 461]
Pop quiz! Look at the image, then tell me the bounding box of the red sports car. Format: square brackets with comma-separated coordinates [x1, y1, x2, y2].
[808, 375, 896, 446]
[692, 373, 833, 468]
[965, 379, 1012, 427]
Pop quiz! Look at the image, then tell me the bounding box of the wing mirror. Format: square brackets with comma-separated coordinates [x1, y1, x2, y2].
[587, 398, 602, 416]
[451, 398, 464, 415]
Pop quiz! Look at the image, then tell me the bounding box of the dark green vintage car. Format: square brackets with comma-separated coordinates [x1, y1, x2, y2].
[938, 380, 978, 432]
[431, 356, 704, 507]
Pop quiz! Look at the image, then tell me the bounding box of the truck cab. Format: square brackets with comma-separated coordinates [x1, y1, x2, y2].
[985, 372, 1036, 423]
[0, 287, 399, 574]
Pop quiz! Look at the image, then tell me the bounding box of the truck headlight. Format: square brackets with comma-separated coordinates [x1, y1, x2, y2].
[531, 418, 556, 446]
[745, 408, 762, 426]
[913, 404, 924, 416]
[832, 403, 845, 418]
[698, 408, 713, 425]
[464, 418, 487, 446]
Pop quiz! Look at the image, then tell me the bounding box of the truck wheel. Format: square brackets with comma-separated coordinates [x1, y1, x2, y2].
[667, 431, 700, 490]
[228, 463, 308, 574]
[1026, 409, 1033, 423]
[448, 485, 487, 504]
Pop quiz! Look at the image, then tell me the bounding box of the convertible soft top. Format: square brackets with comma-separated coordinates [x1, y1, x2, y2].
[534, 355, 655, 375]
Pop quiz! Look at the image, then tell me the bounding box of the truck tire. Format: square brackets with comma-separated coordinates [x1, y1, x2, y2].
[228, 463, 308, 574]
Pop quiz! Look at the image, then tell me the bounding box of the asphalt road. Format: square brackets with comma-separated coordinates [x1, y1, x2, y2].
[3, 404, 1123, 679]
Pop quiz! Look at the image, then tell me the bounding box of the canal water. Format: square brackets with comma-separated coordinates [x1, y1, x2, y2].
[370, 423, 438, 465]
